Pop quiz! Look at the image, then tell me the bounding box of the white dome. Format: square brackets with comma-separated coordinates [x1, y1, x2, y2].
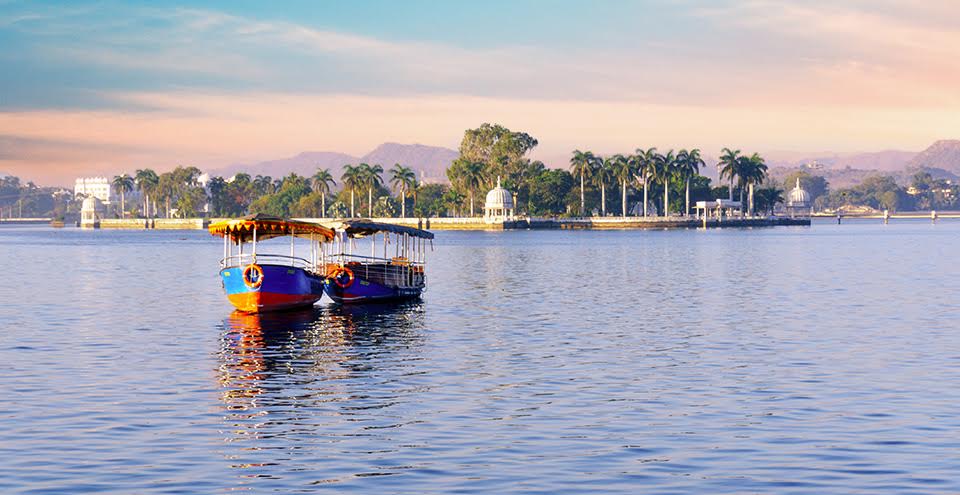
[485, 178, 514, 209]
[81, 196, 103, 211]
[788, 178, 810, 206]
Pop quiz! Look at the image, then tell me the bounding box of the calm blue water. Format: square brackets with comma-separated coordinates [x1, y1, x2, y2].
[2, 220, 960, 494]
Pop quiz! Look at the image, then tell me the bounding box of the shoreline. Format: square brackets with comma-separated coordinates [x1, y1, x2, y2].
[1, 216, 812, 230]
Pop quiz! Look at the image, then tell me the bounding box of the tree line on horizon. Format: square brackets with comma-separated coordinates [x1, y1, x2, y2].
[5, 123, 960, 220]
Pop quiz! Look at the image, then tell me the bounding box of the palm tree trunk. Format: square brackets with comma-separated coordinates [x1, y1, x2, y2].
[740, 186, 746, 217]
[350, 190, 355, 217]
[729, 178, 734, 201]
[580, 171, 585, 217]
[664, 182, 669, 217]
[622, 181, 627, 217]
[469, 190, 474, 217]
[748, 183, 755, 217]
[643, 180, 648, 217]
[600, 180, 606, 216]
[685, 179, 690, 217]
[321, 194, 327, 218]
[400, 186, 405, 218]
[368, 188, 373, 217]
[120, 190, 125, 218]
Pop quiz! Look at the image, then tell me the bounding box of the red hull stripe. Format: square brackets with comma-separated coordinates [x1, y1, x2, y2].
[227, 291, 321, 313]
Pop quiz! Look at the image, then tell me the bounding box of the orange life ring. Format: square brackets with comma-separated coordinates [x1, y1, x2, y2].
[242, 263, 264, 289]
[331, 266, 354, 288]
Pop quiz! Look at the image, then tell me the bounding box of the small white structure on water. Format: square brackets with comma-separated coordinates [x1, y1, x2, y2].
[80, 196, 104, 228]
[785, 178, 811, 218]
[484, 177, 515, 223]
[694, 199, 743, 220]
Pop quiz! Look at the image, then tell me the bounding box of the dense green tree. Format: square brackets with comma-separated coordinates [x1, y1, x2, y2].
[754, 185, 784, 215]
[413, 184, 448, 217]
[528, 169, 575, 215]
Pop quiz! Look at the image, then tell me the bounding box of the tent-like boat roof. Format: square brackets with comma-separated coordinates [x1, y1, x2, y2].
[325, 219, 435, 239]
[209, 214, 336, 243]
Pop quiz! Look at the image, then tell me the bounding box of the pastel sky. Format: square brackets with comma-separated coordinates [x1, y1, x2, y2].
[2, 0, 959, 185]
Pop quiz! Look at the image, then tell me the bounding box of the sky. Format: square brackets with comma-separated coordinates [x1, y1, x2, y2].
[2, 0, 959, 185]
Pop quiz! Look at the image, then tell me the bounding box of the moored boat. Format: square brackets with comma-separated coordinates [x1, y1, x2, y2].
[210, 214, 336, 313]
[321, 220, 433, 304]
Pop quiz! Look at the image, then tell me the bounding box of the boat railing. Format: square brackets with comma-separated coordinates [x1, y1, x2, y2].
[220, 253, 316, 271]
[323, 253, 425, 288]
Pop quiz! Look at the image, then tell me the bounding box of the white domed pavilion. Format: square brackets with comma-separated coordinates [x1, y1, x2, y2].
[484, 177, 515, 223]
[785, 178, 811, 217]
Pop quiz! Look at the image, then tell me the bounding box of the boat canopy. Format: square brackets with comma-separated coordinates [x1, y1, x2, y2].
[326, 220, 435, 239]
[209, 214, 336, 243]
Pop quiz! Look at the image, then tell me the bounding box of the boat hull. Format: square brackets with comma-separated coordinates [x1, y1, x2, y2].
[322, 276, 423, 304]
[221, 264, 325, 313]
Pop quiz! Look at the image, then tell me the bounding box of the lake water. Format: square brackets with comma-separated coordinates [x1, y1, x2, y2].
[2, 220, 960, 494]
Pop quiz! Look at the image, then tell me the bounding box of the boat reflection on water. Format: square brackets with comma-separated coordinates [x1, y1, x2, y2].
[216, 301, 426, 484]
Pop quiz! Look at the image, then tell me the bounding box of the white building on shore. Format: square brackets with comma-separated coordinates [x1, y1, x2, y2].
[74, 177, 113, 204]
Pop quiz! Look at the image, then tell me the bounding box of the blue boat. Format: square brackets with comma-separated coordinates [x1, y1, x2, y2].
[210, 215, 336, 313]
[321, 220, 434, 304]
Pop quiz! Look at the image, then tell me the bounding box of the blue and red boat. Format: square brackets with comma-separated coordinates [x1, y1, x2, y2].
[321, 220, 433, 304]
[210, 215, 336, 313]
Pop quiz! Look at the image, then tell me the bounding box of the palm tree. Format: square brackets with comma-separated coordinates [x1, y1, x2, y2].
[739, 152, 768, 216]
[719, 148, 741, 202]
[389, 164, 416, 218]
[341, 164, 361, 217]
[311, 168, 336, 217]
[594, 155, 614, 216]
[569, 150, 595, 216]
[632, 147, 657, 217]
[253, 175, 274, 196]
[609, 154, 633, 217]
[650, 150, 677, 216]
[463, 161, 484, 217]
[675, 149, 704, 216]
[359, 163, 384, 217]
[134, 169, 158, 218]
[112, 174, 134, 218]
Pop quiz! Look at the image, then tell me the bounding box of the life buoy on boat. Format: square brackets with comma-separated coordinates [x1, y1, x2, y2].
[331, 266, 354, 288]
[242, 263, 264, 289]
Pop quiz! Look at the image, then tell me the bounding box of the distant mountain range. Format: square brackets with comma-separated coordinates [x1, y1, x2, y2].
[211, 142, 458, 183]
[766, 140, 960, 188]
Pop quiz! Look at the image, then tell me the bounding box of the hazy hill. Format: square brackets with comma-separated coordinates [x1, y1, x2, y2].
[216, 151, 358, 179]
[764, 150, 916, 172]
[907, 140, 960, 173]
[212, 143, 458, 182]
[361, 143, 458, 182]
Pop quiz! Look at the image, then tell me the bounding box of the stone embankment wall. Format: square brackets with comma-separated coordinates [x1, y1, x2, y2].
[98, 218, 210, 229]
[300, 216, 810, 230]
